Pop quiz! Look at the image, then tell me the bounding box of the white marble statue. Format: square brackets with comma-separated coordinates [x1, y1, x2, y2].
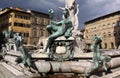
[65, 0, 79, 34]
[65, 0, 87, 53]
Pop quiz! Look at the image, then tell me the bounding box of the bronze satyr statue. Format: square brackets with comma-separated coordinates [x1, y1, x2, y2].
[14, 33, 32, 67]
[91, 36, 111, 71]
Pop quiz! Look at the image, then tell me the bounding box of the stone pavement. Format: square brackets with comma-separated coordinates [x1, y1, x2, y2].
[0, 62, 27, 78]
[0, 62, 40, 78]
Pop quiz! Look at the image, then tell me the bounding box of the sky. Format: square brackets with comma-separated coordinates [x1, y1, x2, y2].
[0, 0, 120, 29]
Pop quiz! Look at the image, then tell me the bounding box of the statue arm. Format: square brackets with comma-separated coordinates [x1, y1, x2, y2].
[52, 20, 63, 26]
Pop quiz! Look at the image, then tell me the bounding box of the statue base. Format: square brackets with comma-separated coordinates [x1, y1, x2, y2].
[49, 36, 74, 61]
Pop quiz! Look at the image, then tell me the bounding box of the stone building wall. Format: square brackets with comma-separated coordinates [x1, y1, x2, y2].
[84, 11, 120, 49]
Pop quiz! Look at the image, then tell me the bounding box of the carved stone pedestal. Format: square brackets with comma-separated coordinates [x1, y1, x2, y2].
[49, 37, 74, 61]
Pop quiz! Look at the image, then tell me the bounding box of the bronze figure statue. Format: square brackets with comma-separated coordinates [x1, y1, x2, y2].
[91, 36, 111, 71]
[43, 8, 73, 53]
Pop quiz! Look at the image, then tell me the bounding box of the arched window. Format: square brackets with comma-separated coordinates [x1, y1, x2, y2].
[111, 42, 114, 49]
[112, 22, 116, 27]
[104, 43, 107, 49]
[103, 32, 106, 38]
[108, 23, 110, 27]
[103, 24, 106, 29]
[108, 32, 111, 37]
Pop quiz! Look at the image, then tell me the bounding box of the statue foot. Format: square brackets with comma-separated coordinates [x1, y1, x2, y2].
[92, 65, 98, 70]
[103, 62, 107, 71]
[29, 67, 38, 73]
[84, 68, 90, 76]
[41, 49, 47, 54]
[103, 66, 107, 71]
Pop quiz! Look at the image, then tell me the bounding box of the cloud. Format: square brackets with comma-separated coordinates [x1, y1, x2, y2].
[58, 0, 65, 3]
[25, 0, 65, 15]
[83, 0, 120, 20]
[28, 0, 55, 9]
[1, 0, 120, 29]
[77, 0, 120, 29]
[27, 0, 64, 10]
